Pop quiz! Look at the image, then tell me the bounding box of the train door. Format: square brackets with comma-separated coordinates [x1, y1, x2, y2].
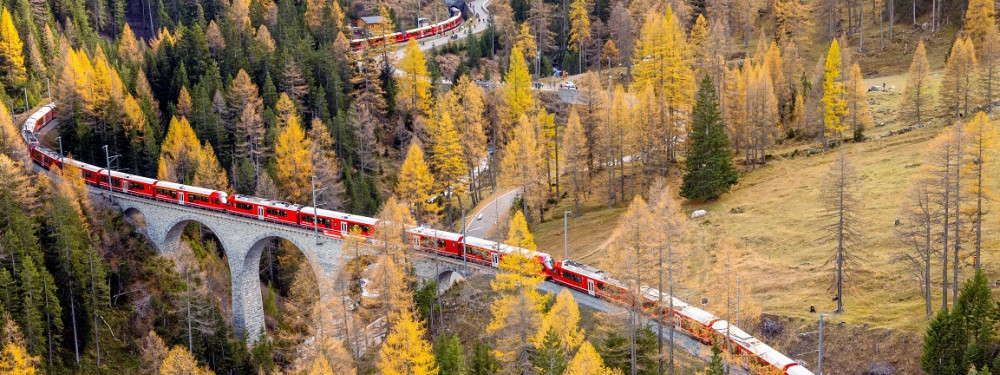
[490, 252, 499, 268]
[341, 222, 348, 234]
[587, 280, 596, 296]
[178, 192, 185, 205]
[257, 206, 264, 220]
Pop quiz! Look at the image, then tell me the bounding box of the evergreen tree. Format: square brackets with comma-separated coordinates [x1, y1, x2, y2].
[705, 344, 724, 375]
[434, 333, 467, 375]
[470, 340, 499, 375]
[532, 328, 567, 375]
[681, 75, 738, 201]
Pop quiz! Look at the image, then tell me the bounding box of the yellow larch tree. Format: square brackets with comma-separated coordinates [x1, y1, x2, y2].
[604, 197, 657, 369]
[117, 23, 144, 65]
[506, 210, 537, 251]
[368, 253, 415, 322]
[963, 0, 995, 46]
[939, 37, 979, 118]
[500, 115, 543, 221]
[193, 142, 230, 192]
[428, 107, 465, 229]
[452, 77, 487, 202]
[376, 312, 438, 375]
[397, 39, 432, 124]
[962, 111, 997, 268]
[0, 100, 26, 161]
[0, 317, 39, 375]
[158, 116, 203, 183]
[773, 0, 812, 46]
[396, 142, 435, 224]
[979, 27, 1000, 110]
[564, 341, 617, 375]
[308, 118, 344, 209]
[177, 86, 192, 119]
[534, 288, 584, 354]
[0, 7, 25, 87]
[274, 114, 313, 204]
[503, 47, 534, 138]
[538, 109, 558, 196]
[255, 25, 276, 53]
[899, 41, 932, 127]
[568, 0, 590, 73]
[514, 23, 538, 63]
[846, 63, 872, 140]
[562, 108, 587, 216]
[822, 39, 848, 143]
[160, 346, 214, 375]
[746, 63, 779, 165]
[374, 195, 417, 260]
[489, 216, 547, 374]
[304, 356, 335, 375]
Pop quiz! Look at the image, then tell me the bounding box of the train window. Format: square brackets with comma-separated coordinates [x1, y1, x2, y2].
[83, 172, 94, 179]
[465, 246, 489, 259]
[266, 208, 287, 217]
[128, 182, 145, 190]
[437, 239, 446, 248]
[235, 202, 253, 210]
[111, 178, 122, 187]
[189, 194, 210, 203]
[99, 176, 108, 183]
[598, 282, 620, 294]
[156, 188, 178, 199]
[560, 271, 583, 283]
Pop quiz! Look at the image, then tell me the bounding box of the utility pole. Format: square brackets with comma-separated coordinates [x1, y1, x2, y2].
[818, 313, 828, 375]
[564, 211, 571, 260]
[56, 136, 63, 163]
[47, 78, 51, 101]
[24, 87, 29, 113]
[311, 175, 320, 245]
[103, 145, 113, 202]
[462, 209, 468, 273]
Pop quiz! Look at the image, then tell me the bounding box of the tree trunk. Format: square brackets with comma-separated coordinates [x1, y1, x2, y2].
[90, 254, 101, 366]
[942, 148, 951, 311]
[953, 127, 961, 303]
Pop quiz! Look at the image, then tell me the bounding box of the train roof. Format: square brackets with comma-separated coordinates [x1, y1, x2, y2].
[107, 170, 158, 184]
[158, 181, 229, 196]
[461, 236, 502, 250]
[559, 260, 611, 282]
[408, 226, 464, 242]
[786, 365, 814, 375]
[302, 206, 379, 225]
[711, 320, 805, 372]
[34, 146, 61, 159]
[676, 304, 719, 326]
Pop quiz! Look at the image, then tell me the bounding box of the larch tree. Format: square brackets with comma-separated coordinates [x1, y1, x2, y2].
[534, 289, 584, 356]
[939, 37, 979, 118]
[681, 75, 738, 201]
[503, 47, 534, 138]
[308, 119, 344, 209]
[396, 142, 435, 225]
[564, 341, 616, 375]
[274, 114, 313, 205]
[846, 63, 872, 141]
[397, 39, 432, 126]
[900, 41, 932, 127]
[962, 112, 996, 269]
[562, 108, 588, 216]
[177, 86, 192, 119]
[368, 253, 415, 325]
[0, 7, 25, 88]
[746, 63, 779, 165]
[377, 312, 438, 375]
[427, 108, 465, 230]
[649, 182, 690, 375]
[822, 39, 848, 144]
[192, 142, 230, 192]
[453, 77, 487, 204]
[897, 174, 940, 317]
[0, 318, 40, 374]
[489, 211, 547, 374]
[604, 197, 656, 375]
[159, 346, 213, 375]
[979, 27, 1000, 112]
[821, 148, 863, 314]
[117, 23, 144, 65]
[158, 116, 203, 183]
[375, 196, 417, 261]
[774, 0, 812, 46]
[227, 69, 265, 185]
[963, 0, 995, 46]
[514, 23, 538, 65]
[927, 129, 960, 310]
[0, 101, 26, 161]
[500, 115, 543, 221]
[568, 0, 590, 73]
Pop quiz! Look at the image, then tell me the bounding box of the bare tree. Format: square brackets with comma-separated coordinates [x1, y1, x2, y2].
[896, 176, 939, 316]
[820, 149, 863, 314]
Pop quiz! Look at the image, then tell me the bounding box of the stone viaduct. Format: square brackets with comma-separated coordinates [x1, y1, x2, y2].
[105, 190, 346, 342]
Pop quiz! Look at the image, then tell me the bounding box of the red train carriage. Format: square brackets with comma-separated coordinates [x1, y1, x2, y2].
[24, 103, 56, 133]
[226, 195, 300, 224]
[551, 260, 630, 300]
[73, 161, 103, 186]
[29, 145, 62, 170]
[115, 172, 158, 198]
[154, 181, 229, 211]
[408, 227, 464, 257]
[459, 236, 502, 267]
[298, 207, 378, 238]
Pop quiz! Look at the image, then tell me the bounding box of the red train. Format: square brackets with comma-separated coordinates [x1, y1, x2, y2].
[19, 103, 814, 375]
[350, 7, 463, 50]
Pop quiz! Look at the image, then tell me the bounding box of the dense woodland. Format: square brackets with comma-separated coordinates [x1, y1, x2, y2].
[0, 0, 999, 372]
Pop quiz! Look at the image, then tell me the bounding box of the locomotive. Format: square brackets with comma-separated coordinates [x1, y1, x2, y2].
[20, 103, 813, 375]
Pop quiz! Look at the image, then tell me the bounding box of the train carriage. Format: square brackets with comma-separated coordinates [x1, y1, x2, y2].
[408, 227, 464, 257]
[29, 145, 62, 169]
[551, 260, 628, 300]
[298, 207, 378, 238]
[154, 181, 229, 211]
[23, 103, 56, 133]
[226, 195, 300, 223]
[115, 172, 158, 198]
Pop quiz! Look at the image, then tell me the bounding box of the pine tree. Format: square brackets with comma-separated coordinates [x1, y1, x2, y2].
[940, 37, 979, 118]
[274, 115, 313, 204]
[397, 39, 432, 124]
[0, 7, 25, 88]
[434, 334, 467, 375]
[954, 270, 996, 371]
[681, 75, 738, 201]
[822, 39, 848, 143]
[705, 344, 724, 375]
[377, 312, 438, 375]
[900, 41, 932, 127]
[396, 142, 435, 224]
[562, 108, 587, 216]
[532, 328, 566, 375]
[470, 340, 499, 375]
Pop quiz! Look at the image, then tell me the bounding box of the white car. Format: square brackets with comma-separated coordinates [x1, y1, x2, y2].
[560, 81, 577, 90]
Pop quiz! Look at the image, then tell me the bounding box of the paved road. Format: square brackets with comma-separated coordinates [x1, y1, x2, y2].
[464, 187, 520, 239]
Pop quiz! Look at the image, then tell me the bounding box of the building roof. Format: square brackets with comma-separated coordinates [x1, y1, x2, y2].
[360, 15, 383, 25]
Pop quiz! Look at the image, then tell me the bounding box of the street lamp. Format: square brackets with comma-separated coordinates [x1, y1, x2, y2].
[56, 136, 63, 162]
[818, 313, 829, 375]
[311, 175, 326, 246]
[563, 211, 571, 260]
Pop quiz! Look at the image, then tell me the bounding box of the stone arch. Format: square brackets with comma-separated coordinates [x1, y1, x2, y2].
[122, 207, 147, 233]
[236, 232, 325, 340]
[436, 269, 465, 294]
[161, 215, 225, 255]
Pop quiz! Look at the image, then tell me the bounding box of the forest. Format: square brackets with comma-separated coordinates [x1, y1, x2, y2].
[0, 0, 999, 372]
